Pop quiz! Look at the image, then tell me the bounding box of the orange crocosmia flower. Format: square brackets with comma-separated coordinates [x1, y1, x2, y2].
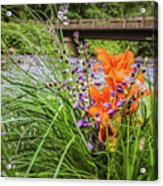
[89, 85, 103, 104]
[88, 85, 115, 126]
[88, 105, 99, 116]
[95, 48, 112, 64]
[95, 48, 134, 75]
[101, 86, 111, 102]
[105, 77, 115, 91]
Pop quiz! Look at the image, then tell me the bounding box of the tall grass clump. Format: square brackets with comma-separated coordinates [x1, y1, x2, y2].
[1, 5, 157, 180]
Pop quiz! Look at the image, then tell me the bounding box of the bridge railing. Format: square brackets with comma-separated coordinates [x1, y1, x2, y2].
[60, 16, 156, 30]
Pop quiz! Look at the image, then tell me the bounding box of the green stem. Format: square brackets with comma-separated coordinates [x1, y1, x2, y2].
[105, 119, 110, 179]
[126, 118, 130, 180]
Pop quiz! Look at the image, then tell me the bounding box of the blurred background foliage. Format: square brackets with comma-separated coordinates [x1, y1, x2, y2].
[1, 1, 155, 57]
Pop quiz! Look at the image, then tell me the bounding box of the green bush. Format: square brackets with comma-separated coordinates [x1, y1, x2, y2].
[1, 22, 55, 55]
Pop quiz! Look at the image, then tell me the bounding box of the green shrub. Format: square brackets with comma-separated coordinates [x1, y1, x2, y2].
[1, 22, 55, 55]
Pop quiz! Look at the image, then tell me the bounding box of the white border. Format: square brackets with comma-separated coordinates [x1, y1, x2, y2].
[1, 0, 162, 186]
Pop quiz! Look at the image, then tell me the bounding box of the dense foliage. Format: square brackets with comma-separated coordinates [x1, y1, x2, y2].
[1, 22, 55, 54]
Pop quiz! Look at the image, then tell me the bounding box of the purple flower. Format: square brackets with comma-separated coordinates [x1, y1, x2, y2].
[142, 69, 146, 73]
[134, 66, 137, 73]
[82, 45, 87, 50]
[90, 73, 95, 78]
[81, 86, 87, 91]
[88, 64, 91, 68]
[128, 100, 133, 105]
[103, 102, 111, 108]
[79, 103, 85, 111]
[121, 81, 127, 86]
[72, 86, 76, 91]
[76, 60, 80, 64]
[52, 79, 58, 85]
[83, 122, 92, 127]
[82, 69, 87, 73]
[137, 63, 141, 68]
[62, 49, 66, 54]
[131, 73, 135, 77]
[117, 87, 124, 93]
[89, 133, 93, 142]
[95, 112, 100, 117]
[73, 31, 79, 38]
[82, 61, 86, 66]
[91, 99, 96, 104]
[66, 86, 71, 91]
[59, 55, 63, 60]
[97, 141, 105, 150]
[79, 92, 88, 99]
[129, 77, 134, 84]
[73, 101, 80, 109]
[108, 109, 117, 115]
[72, 67, 78, 75]
[78, 74, 86, 81]
[61, 80, 70, 88]
[87, 142, 94, 151]
[96, 116, 101, 122]
[65, 59, 69, 64]
[95, 122, 99, 130]
[62, 69, 68, 74]
[110, 91, 115, 97]
[77, 118, 85, 128]
[116, 100, 125, 107]
[116, 85, 123, 89]
[95, 82, 101, 86]
[76, 80, 79, 84]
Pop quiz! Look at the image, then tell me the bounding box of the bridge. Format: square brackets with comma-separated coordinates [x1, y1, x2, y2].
[57, 16, 157, 41]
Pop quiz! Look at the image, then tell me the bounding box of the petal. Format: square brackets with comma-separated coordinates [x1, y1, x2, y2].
[87, 105, 99, 116]
[102, 86, 111, 102]
[100, 112, 110, 126]
[99, 125, 117, 143]
[105, 77, 115, 91]
[116, 92, 125, 99]
[103, 62, 111, 74]
[124, 49, 134, 65]
[89, 85, 102, 103]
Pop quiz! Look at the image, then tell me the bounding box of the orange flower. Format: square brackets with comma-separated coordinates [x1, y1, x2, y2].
[88, 47, 151, 150]
[88, 85, 110, 126]
[99, 125, 118, 152]
[95, 48, 134, 76]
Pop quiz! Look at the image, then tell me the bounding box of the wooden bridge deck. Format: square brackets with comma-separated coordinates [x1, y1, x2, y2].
[55, 16, 157, 41]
